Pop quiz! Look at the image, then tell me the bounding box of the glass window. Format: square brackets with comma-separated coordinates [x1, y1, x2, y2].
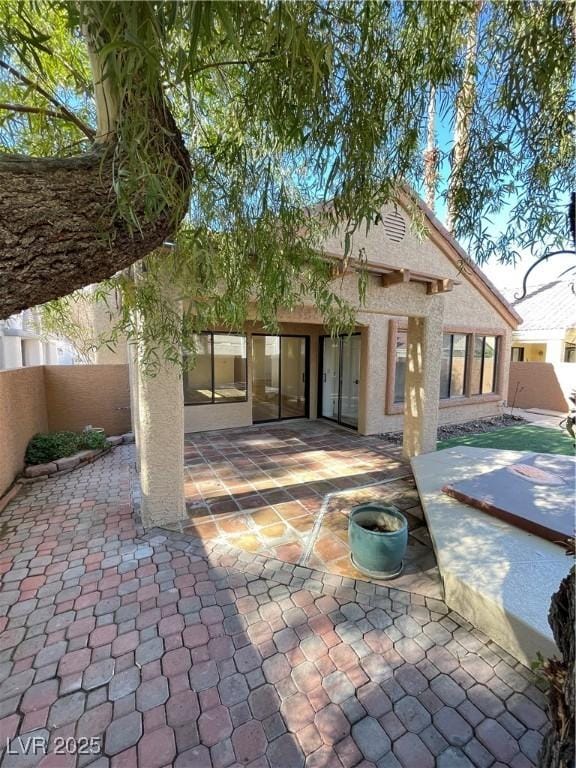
[213, 334, 247, 401]
[394, 330, 407, 403]
[183, 334, 212, 404]
[471, 335, 498, 394]
[451, 334, 468, 397]
[440, 333, 468, 399]
[183, 333, 247, 405]
[439, 334, 452, 399]
[511, 347, 525, 362]
[564, 343, 576, 363]
[482, 336, 497, 394]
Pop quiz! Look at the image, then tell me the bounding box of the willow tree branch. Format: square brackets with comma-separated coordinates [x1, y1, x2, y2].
[0, 59, 95, 139]
[192, 56, 277, 75]
[0, 100, 93, 131]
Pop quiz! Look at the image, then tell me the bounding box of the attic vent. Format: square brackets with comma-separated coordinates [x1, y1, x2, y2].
[382, 211, 406, 243]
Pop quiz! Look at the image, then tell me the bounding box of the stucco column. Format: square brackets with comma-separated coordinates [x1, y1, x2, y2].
[135, 335, 185, 530]
[403, 299, 445, 458]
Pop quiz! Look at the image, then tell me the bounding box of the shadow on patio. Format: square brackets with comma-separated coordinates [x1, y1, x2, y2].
[0, 441, 549, 767]
[182, 421, 441, 598]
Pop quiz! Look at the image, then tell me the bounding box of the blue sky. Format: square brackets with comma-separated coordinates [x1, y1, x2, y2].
[414, 100, 574, 299]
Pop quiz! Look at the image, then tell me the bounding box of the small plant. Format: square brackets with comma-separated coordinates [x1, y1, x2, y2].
[80, 429, 108, 451]
[25, 431, 81, 465]
[25, 429, 109, 465]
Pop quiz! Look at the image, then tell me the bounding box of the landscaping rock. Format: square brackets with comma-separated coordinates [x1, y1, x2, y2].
[107, 436, 124, 446]
[24, 462, 57, 477]
[55, 455, 80, 472]
[381, 415, 527, 445]
[75, 449, 102, 462]
[121, 432, 135, 443]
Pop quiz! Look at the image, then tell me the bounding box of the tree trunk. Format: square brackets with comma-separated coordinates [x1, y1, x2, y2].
[446, 0, 482, 232]
[1, 1, 192, 320]
[0, 102, 191, 319]
[539, 566, 575, 768]
[423, 85, 438, 212]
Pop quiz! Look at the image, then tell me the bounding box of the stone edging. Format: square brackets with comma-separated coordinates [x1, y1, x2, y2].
[0, 433, 135, 513]
[20, 432, 135, 482]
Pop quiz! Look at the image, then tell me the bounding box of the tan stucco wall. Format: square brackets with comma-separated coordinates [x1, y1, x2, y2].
[322, 202, 514, 329]
[0, 365, 131, 497]
[45, 365, 131, 434]
[0, 367, 48, 495]
[508, 362, 571, 412]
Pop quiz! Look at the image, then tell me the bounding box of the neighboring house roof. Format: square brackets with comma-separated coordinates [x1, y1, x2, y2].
[511, 280, 576, 332]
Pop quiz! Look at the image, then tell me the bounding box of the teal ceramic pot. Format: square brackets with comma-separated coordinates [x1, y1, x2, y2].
[348, 503, 408, 578]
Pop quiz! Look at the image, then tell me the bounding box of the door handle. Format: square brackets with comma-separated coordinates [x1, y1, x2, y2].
[323, 373, 326, 383]
[302, 373, 305, 383]
[354, 379, 359, 385]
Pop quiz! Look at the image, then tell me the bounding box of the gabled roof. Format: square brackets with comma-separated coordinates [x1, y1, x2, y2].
[511, 280, 576, 332]
[401, 190, 522, 329]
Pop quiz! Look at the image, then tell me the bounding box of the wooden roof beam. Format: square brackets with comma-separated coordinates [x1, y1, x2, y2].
[427, 278, 454, 295]
[381, 269, 411, 287]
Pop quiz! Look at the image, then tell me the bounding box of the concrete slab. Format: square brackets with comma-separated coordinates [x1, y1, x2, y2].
[411, 446, 574, 666]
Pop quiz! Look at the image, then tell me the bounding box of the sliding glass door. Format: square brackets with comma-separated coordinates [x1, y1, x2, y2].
[320, 334, 361, 429]
[252, 335, 308, 422]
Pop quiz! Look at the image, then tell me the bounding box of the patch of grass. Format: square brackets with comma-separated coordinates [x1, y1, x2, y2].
[438, 425, 575, 456]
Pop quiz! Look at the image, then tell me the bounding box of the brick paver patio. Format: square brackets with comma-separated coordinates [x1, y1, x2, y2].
[0, 443, 549, 767]
[183, 423, 440, 597]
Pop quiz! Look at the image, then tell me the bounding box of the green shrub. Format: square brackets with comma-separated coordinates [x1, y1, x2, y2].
[25, 429, 109, 465]
[80, 429, 108, 451]
[25, 431, 81, 465]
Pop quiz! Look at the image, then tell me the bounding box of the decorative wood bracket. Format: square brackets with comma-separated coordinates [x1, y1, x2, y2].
[381, 269, 411, 287]
[427, 278, 454, 295]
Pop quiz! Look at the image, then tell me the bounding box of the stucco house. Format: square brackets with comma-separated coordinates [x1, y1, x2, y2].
[0, 309, 76, 370]
[127, 194, 521, 528]
[510, 280, 576, 364]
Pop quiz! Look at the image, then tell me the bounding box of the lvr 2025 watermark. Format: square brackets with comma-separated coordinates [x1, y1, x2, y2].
[5, 736, 102, 756]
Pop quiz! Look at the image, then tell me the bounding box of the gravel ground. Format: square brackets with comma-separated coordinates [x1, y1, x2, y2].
[380, 415, 527, 445]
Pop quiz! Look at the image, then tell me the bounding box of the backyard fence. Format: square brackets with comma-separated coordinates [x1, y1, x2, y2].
[0, 364, 131, 496]
[508, 361, 574, 413]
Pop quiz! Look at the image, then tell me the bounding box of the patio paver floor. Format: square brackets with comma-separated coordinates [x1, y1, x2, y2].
[182, 422, 441, 597]
[0, 442, 550, 767]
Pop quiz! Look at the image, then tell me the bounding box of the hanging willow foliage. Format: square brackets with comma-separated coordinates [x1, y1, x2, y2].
[0, 0, 574, 362]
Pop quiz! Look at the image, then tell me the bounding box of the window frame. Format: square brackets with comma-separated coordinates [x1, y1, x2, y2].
[440, 332, 469, 400]
[183, 331, 248, 406]
[473, 335, 499, 395]
[392, 328, 407, 405]
[564, 343, 576, 363]
[386, 320, 505, 414]
[511, 346, 525, 362]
